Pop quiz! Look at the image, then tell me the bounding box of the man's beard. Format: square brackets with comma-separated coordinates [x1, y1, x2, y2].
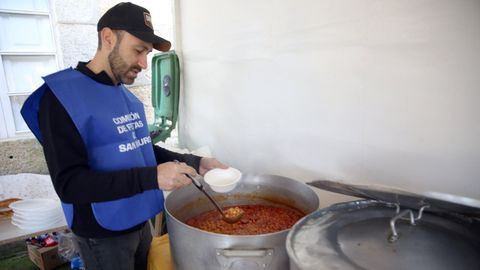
[108, 44, 141, 85]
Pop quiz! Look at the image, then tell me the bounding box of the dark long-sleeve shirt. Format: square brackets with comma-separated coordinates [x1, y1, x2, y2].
[38, 62, 200, 238]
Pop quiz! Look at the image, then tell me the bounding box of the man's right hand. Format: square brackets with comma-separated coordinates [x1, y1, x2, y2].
[156, 161, 197, 191]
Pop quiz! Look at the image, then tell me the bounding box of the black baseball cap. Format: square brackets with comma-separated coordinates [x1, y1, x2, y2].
[97, 2, 171, 51]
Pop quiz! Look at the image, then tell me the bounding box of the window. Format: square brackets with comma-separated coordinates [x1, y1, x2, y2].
[0, 0, 59, 138]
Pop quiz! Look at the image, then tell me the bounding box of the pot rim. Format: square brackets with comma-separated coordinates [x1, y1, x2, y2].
[165, 174, 320, 237]
[165, 203, 302, 237]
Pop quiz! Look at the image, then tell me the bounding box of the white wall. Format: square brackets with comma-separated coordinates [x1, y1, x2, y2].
[176, 0, 480, 204]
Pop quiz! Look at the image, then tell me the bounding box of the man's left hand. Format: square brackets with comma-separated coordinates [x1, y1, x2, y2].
[199, 157, 228, 175]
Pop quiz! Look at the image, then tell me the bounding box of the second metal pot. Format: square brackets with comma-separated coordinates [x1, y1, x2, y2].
[287, 180, 480, 270]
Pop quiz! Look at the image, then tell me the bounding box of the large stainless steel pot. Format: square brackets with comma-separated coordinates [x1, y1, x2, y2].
[287, 181, 480, 270]
[165, 174, 319, 270]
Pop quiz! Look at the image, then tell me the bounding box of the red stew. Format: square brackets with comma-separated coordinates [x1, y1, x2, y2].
[186, 204, 305, 235]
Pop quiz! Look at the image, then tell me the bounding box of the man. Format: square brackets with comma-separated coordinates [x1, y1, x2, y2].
[21, 2, 226, 269]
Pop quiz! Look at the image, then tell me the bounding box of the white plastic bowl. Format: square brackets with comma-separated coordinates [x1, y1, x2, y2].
[203, 167, 242, 193]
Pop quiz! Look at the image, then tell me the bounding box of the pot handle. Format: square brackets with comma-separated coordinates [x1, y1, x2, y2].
[215, 248, 274, 269]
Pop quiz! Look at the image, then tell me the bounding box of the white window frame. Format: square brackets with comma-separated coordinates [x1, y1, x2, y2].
[0, 1, 60, 139]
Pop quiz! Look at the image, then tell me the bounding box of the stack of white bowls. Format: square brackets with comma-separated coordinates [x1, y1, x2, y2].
[9, 198, 65, 231]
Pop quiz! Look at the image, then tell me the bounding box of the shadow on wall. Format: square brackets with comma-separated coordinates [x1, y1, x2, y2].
[0, 138, 48, 175]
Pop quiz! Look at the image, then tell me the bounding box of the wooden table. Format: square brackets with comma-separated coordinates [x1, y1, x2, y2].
[0, 217, 67, 245]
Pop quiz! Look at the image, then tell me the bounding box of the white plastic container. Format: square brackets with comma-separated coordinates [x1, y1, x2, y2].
[203, 167, 242, 193]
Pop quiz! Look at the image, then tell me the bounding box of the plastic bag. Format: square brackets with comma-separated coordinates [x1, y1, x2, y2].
[57, 230, 78, 261]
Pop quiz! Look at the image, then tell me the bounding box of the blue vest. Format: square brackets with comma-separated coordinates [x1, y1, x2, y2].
[21, 68, 164, 231]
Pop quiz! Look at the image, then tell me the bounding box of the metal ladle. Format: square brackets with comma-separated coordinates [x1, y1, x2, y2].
[184, 173, 244, 224]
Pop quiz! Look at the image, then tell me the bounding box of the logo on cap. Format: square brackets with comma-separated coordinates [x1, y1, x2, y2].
[144, 12, 153, 30]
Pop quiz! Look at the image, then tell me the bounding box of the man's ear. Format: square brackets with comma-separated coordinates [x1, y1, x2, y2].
[100, 27, 116, 51]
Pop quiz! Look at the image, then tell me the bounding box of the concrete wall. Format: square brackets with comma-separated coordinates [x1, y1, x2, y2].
[0, 0, 173, 175]
[0, 139, 48, 175]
